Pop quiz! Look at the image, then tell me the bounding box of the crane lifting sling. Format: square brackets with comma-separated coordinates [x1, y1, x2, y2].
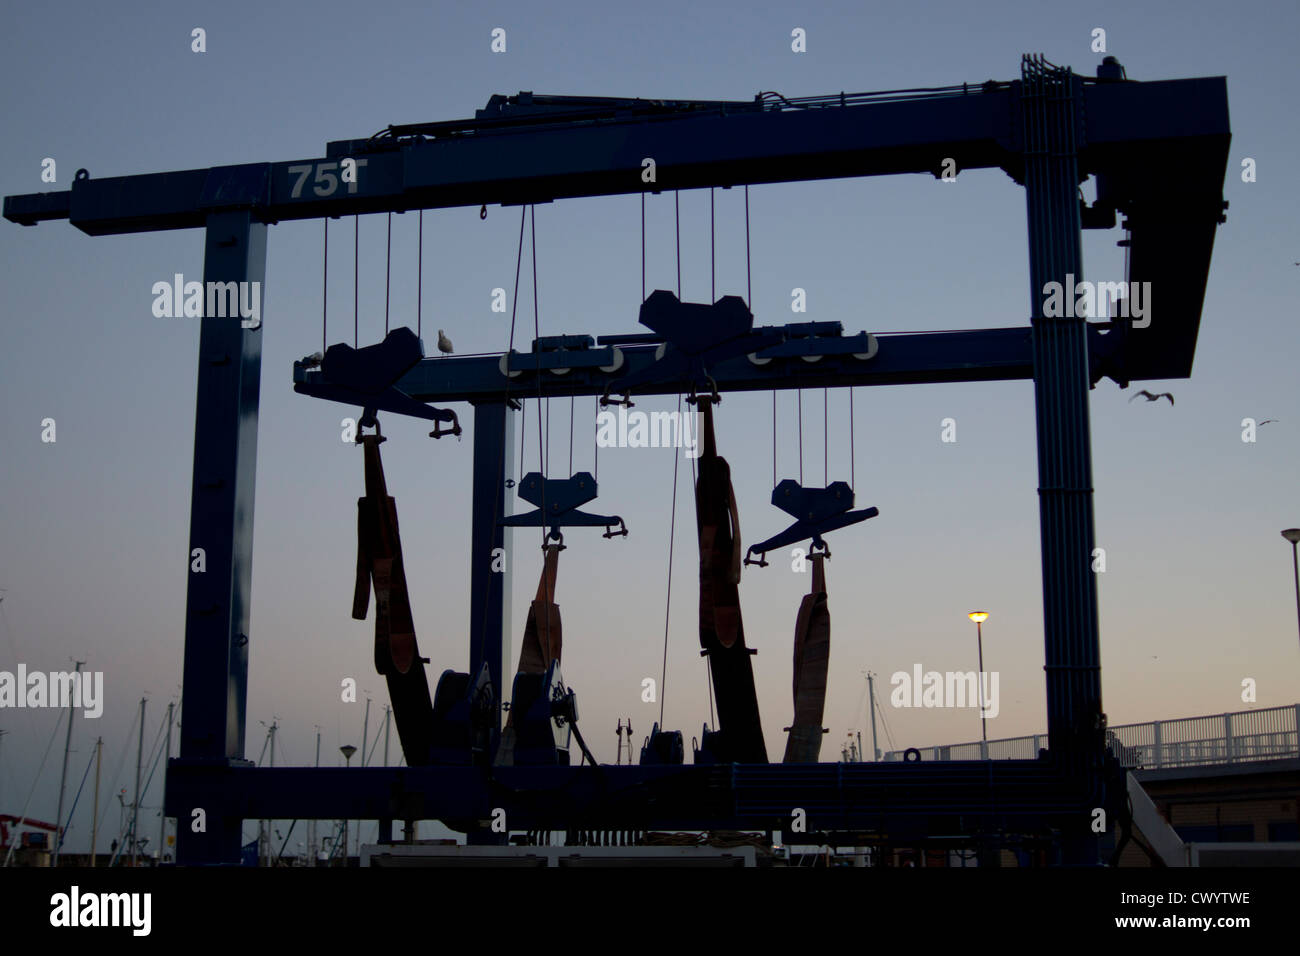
[516, 544, 563, 675]
[695, 400, 768, 763]
[783, 554, 830, 762]
[747, 477, 878, 762]
[352, 433, 435, 765]
[495, 544, 564, 766]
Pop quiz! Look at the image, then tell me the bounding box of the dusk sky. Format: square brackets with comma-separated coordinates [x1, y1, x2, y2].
[2, 0, 1297, 856]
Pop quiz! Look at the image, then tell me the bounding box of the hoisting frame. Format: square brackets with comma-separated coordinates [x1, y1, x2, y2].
[3, 56, 1230, 865]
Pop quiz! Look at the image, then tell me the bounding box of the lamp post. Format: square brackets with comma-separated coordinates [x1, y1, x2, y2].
[339, 745, 357, 866]
[968, 612, 990, 759]
[1283, 529, 1300, 653]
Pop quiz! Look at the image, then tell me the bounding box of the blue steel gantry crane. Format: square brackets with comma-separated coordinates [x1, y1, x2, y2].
[4, 55, 1230, 865]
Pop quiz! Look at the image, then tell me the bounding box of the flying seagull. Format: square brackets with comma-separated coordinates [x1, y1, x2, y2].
[437, 329, 454, 356]
[1129, 390, 1174, 406]
[1259, 419, 1278, 426]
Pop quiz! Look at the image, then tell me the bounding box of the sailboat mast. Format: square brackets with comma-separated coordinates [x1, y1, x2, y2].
[867, 672, 879, 762]
[53, 660, 84, 866]
[308, 727, 320, 866]
[90, 736, 102, 866]
[158, 701, 173, 864]
[132, 697, 145, 866]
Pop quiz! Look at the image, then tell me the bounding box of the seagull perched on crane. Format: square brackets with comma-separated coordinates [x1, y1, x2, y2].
[1129, 390, 1174, 406]
[437, 329, 454, 356]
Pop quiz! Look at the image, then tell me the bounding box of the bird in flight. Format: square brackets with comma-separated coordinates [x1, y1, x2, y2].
[1259, 419, 1278, 426]
[1129, 390, 1174, 406]
[437, 329, 454, 356]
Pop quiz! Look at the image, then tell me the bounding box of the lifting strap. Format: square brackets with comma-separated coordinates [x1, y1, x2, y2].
[783, 554, 830, 763]
[497, 545, 563, 766]
[696, 402, 743, 646]
[352, 434, 434, 764]
[517, 545, 563, 674]
[696, 401, 768, 763]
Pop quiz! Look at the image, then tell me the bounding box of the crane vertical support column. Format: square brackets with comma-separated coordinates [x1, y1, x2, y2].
[174, 208, 267, 866]
[1021, 57, 1105, 861]
[468, 401, 514, 756]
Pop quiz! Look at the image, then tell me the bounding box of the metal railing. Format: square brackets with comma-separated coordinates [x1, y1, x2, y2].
[879, 704, 1300, 770]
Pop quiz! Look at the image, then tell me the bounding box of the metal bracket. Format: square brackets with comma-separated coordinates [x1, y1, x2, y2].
[605, 291, 782, 403]
[295, 327, 460, 436]
[500, 471, 627, 542]
[745, 480, 877, 566]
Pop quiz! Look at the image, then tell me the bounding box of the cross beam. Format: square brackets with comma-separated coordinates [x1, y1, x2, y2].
[295, 323, 1165, 407]
[165, 760, 1111, 845]
[6, 77, 1223, 235]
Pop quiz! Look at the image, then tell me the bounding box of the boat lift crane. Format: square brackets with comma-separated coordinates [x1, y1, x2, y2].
[4, 55, 1230, 865]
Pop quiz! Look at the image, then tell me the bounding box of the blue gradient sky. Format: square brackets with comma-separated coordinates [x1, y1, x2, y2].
[2, 0, 1297, 855]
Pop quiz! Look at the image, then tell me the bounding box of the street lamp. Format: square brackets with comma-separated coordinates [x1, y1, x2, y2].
[340, 745, 357, 866]
[968, 612, 990, 759]
[1283, 529, 1300, 653]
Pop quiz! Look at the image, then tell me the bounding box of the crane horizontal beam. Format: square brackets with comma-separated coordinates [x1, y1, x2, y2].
[293, 317, 1172, 409]
[297, 327, 1037, 407]
[5, 76, 1225, 237]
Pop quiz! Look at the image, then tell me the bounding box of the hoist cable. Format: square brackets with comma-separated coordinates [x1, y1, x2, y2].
[569, 396, 575, 477]
[744, 185, 752, 310]
[641, 193, 646, 302]
[675, 191, 681, 299]
[797, 390, 804, 484]
[531, 205, 547, 548]
[530, 204, 556, 658]
[473, 206, 526, 682]
[506, 205, 527, 481]
[710, 188, 715, 303]
[659, 392, 683, 729]
[850, 387, 856, 489]
[322, 219, 328, 353]
[772, 391, 777, 486]
[519, 397, 527, 485]
[353, 215, 359, 348]
[656, 196, 688, 727]
[384, 212, 392, 334]
[824, 388, 829, 485]
[508, 207, 527, 483]
[658, 199, 686, 725]
[417, 210, 423, 338]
